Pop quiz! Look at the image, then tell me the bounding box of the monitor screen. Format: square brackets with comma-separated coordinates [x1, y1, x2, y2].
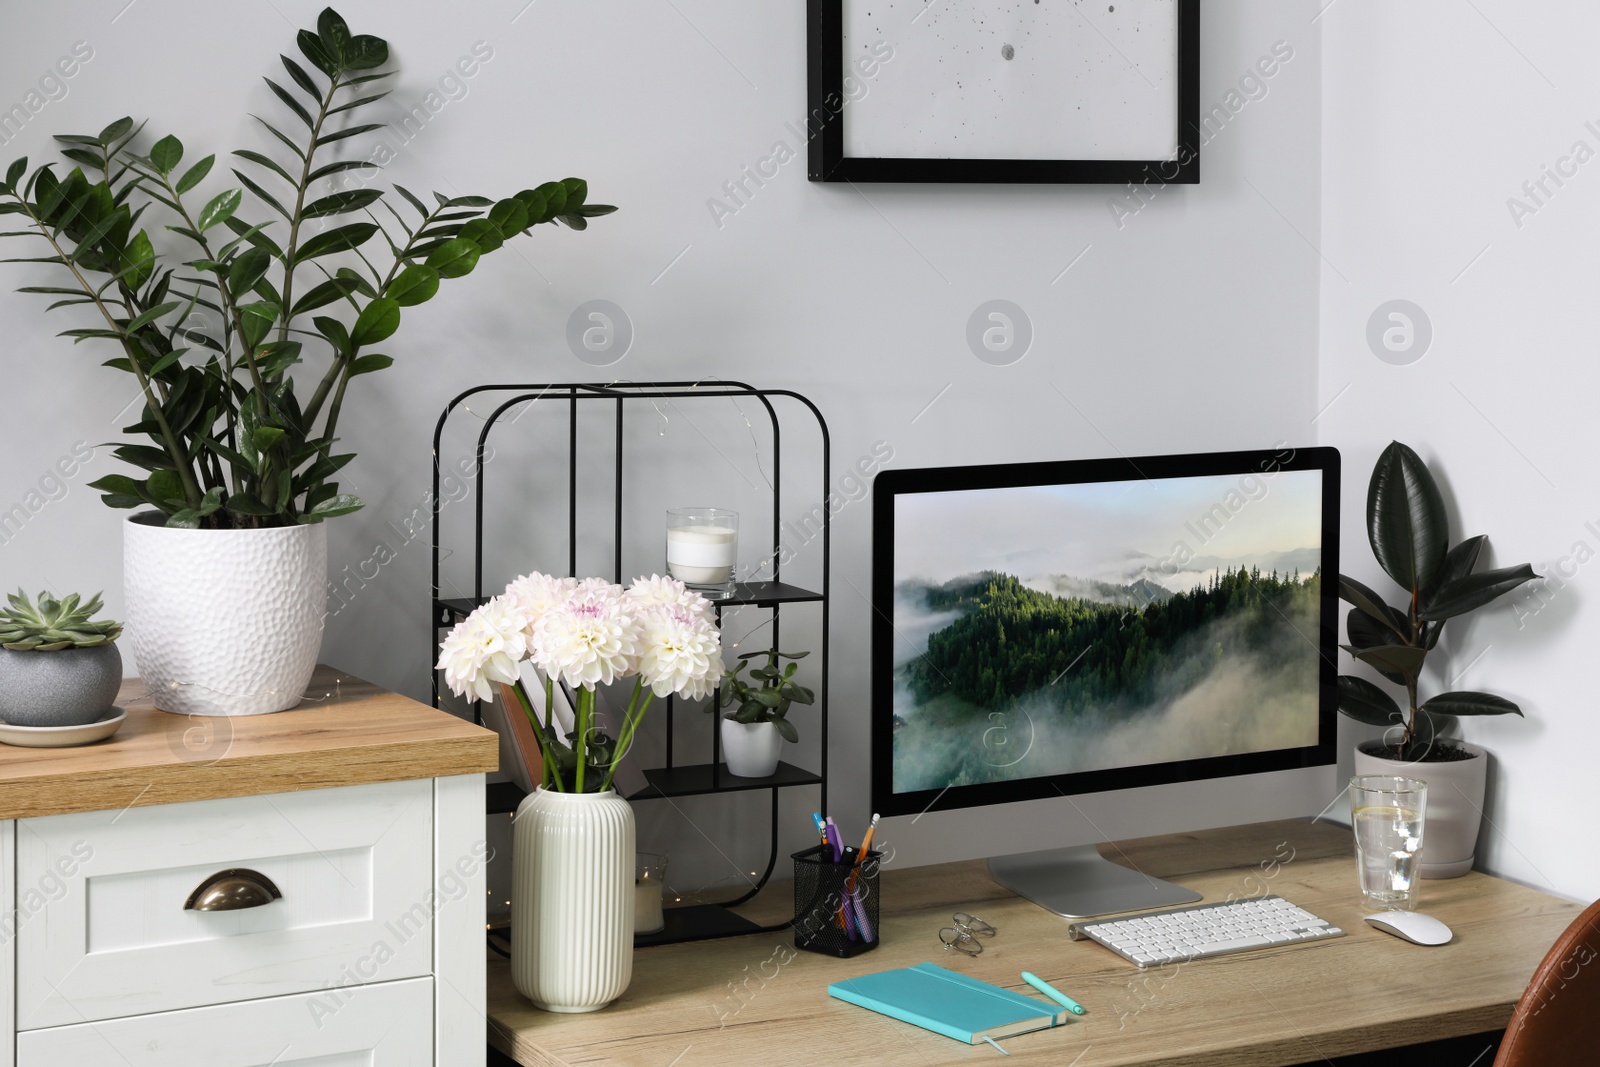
[871, 447, 1340, 818]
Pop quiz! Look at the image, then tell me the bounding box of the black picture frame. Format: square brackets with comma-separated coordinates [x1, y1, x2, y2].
[868, 446, 1340, 820]
[806, 0, 1201, 185]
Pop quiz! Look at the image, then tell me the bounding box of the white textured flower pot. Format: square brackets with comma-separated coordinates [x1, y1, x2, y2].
[1355, 740, 1488, 879]
[721, 718, 783, 778]
[124, 513, 326, 716]
[512, 787, 635, 1013]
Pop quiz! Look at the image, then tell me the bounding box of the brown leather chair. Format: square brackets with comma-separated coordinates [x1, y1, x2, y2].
[1493, 897, 1600, 1066]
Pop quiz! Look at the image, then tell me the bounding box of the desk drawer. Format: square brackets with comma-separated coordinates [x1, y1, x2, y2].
[17, 779, 433, 1029]
[17, 975, 433, 1065]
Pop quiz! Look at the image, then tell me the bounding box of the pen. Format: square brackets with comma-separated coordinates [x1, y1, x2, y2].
[811, 811, 828, 849]
[824, 817, 844, 863]
[844, 813, 880, 941]
[1020, 972, 1086, 1015]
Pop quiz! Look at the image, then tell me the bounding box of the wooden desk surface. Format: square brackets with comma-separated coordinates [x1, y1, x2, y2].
[487, 819, 1580, 1067]
[0, 664, 497, 819]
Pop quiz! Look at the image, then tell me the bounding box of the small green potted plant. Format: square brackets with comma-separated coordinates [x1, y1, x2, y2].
[0, 590, 123, 728]
[1338, 441, 1538, 878]
[712, 649, 811, 777]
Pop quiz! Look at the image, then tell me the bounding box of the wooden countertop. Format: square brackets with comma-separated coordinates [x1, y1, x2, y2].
[0, 664, 497, 820]
[487, 818, 1581, 1067]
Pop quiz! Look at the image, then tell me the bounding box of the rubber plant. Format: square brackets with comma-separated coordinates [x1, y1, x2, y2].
[1337, 441, 1538, 761]
[0, 7, 613, 529]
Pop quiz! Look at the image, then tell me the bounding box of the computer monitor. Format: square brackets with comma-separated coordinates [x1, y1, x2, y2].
[871, 446, 1340, 918]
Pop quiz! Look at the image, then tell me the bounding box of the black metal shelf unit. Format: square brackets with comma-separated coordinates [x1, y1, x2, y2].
[430, 382, 830, 945]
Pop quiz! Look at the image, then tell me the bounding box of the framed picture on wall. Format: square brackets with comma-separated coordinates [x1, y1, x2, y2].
[806, 0, 1200, 184]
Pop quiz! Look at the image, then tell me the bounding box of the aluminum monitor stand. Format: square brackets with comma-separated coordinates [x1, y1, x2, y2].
[987, 845, 1202, 920]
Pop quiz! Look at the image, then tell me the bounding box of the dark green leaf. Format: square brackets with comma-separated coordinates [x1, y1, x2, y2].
[1341, 643, 1426, 680]
[121, 229, 155, 290]
[424, 237, 479, 278]
[297, 29, 338, 77]
[1424, 535, 1486, 605]
[350, 297, 399, 346]
[232, 168, 291, 219]
[393, 184, 429, 220]
[237, 300, 280, 348]
[1419, 691, 1524, 718]
[314, 123, 384, 148]
[1368, 441, 1449, 596]
[384, 263, 438, 306]
[438, 193, 493, 208]
[227, 247, 272, 293]
[1346, 608, 1409, 686]
[296, 222, 378, 261]
[232, 149, 297, 187]
[149, 135, 183, 175]
[301, 188, 383, 219]
[347, 353, 392, 376]
[307, 159, 372, 182]
[281, 54, 322, 99]
[309, 492, 363, 518]
[342, 35, 388, 71]
[313, 315, 351, 353]
[488, 198, 529, 235]
[257, 340, 302, 377]
[253, 426, 287, 451]
[556, 213, 587, 230]
[88, 474, 142, 496]
[773, 718, 799, 744]
[225, 491, 274, 516]
[328, 91, 390, 115]
[575, 203, 618, 218]
[560, 177, 587, 208]
[174, 154, 215, 194]
[264, 78, 315, 129]
[146, 468, 185, 505]
[1337, 675, 1404, 727]
[4, 157, 25, 189]
[114, 444, 175, 471]
[58, 147, 102, 170]
[457, 218, 503, 253]
[1418, 564, 1541, 623]
[250, 115, 307, 161]
[317, 8, 352, 58]
[288, 276, 359, 316]
[98, 117, 134, 145]
[125, 301, 181, 333]
[1337, 575, 1407, 638]
[197, 189, 242, 231]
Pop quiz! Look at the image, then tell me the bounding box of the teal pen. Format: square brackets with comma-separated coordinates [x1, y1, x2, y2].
[1020, 971, 1086, 1015]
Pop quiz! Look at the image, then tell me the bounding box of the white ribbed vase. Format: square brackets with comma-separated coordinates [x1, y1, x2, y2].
[124, 513, 326, 716]
[512, 787, 635, 1013]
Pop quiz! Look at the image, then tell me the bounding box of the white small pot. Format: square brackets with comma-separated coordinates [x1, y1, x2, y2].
[721, 718, 783, 778]
[1354, 740, 1487, 879]
[512, 787, 635, 1013]
[124, 513, 326, 716]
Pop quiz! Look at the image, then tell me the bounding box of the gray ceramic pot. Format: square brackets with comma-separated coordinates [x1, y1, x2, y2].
[0, 644, 123, 727]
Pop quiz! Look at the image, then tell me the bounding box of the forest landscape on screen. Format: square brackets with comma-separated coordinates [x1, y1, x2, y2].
[891, 462, 1326, 794]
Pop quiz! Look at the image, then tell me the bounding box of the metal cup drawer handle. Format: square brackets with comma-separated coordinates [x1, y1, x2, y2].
[184, 868, 284, 911]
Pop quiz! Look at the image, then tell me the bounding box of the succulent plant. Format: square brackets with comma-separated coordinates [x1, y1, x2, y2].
[0, 590, 123, 651]
[712, 649, 812, 743]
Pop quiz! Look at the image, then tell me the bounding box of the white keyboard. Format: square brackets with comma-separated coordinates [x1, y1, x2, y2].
[1067, 895, 1344, 968]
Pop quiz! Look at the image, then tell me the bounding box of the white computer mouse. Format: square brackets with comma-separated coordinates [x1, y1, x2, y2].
[1363, 910, 1453, 946]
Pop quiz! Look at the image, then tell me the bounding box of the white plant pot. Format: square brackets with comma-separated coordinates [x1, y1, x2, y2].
[721, 718, 783, 778]
[512, 787, 635, 1013]
[124, 513, 326, 716]
[1354, 740, 1488, 879]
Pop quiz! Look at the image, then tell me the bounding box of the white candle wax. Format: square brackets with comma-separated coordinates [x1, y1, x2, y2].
[634, 879, 665, 934]
[666, 524, 737, 584]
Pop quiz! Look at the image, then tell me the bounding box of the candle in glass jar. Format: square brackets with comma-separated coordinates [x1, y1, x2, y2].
[666, 524, 737, 584]
[634, 876, 665, 934]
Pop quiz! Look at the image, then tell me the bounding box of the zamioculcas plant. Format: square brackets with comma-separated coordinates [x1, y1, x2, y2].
[0, 7, 614, 529]
[1336, 441, 1538, 761]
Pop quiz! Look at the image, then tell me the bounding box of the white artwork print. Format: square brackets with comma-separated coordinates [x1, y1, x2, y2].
[844, 0, 1180, 161]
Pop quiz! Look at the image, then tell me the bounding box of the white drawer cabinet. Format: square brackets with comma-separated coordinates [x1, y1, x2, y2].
[0, 667, 499, 1067]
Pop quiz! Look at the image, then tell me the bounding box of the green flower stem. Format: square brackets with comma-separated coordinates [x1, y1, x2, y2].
[599, 681, 654, 795]
[574, 687, 592, 793]
[512, 679, 561, 792]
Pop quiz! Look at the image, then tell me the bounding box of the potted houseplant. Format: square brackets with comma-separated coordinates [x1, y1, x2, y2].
[0, 590, 123, 727]
[713, 649, 811, 778]
[438, 573, 722, 1013]
[0, 8, 614, 716]
[1337, 441, 1538, 878]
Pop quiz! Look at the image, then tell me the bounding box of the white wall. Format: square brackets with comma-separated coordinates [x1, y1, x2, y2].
[0, 1, 1324, 891]
[1321, 2, 1599, 900]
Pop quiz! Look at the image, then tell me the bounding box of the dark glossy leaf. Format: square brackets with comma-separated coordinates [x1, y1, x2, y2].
[5, 157, 27, 189]
[237, 300, 280, 348]
[227, 247, 272, 293]
[773, 718, 800, 744]
[174, 154, 215, 194]
[489, 199, 530, 235]
[307, 159, 372, 182]
[288, 276, 358, 317]
[59, 147, 102, 169]
[121, 229, 155, 290]
[250, 115, 307, 161]
[297, 452, 354, 485]
[1424, 535, 1486, 605]
[226, 491, 275, 516]
[296, 222, 378, 261]
[575, 203, 618, 217]
[438, 193, 493, 208]
[1418, 564, 1541, 622]
[264, 77, 315, 129]
[1368, 440, 1449, 595]
[297, 29, 338, 77]
[457, 218, 503, 253]
[114, 444, 176, 471]
[223, 215, 284, 260]
[1341, 642, 1426, 680]
[1346, 608, 1409, 686]
[424, 237, 479, 278]
[350, 297, 399, 346]
[232, 169, 291, 220]
[98, 117, 134, 145]
[560, 177, 587, 208]
[343, 35, 388, 71]
[317, 8, 352, 58]
[1419, 691, 1524, 718]
[125, 301, 181, 333]
[392, 184, 429, 220]
[333, 266, 375, 298]
[347, 352, 392, 375]
[309, 492, 363, 518]
[253, 426, 287, 451]
[384, 263, 438, 306]
[149, 135, 183, 174]
[88, 474, 142, 496]
[1337, 575, 1408, 638]
[197, 189, 242, 231]
[257, 340, 302, 377]
[232, 149, 296, 186]
[1337, 675, 1404, 727]
[281, 54, 322, 99]
[313, 314, 351, 353]
[145, 468, 186, 505]
[556, 213, 587, 230]
[314, 123, 384, 148]
[302, 188, 383, 219]
[328, 90, 389, 115]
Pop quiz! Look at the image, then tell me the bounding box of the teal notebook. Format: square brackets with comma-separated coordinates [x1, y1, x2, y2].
[828, 962, 1068, 1045]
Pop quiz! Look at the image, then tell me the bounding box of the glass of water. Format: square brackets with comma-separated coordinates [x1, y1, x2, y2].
[1350, 775, 1427, 910]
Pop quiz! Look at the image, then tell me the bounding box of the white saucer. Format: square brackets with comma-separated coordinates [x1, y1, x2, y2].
[0, 707, 127, 748]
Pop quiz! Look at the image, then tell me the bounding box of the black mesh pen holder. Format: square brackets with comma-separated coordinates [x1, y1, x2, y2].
[792, 845, 882, 958]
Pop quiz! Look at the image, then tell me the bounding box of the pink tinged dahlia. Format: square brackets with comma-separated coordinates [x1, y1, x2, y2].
[501, 572, 579, 636]
[532, 581, 640, 690]
[636, 603, 724, 700]
[435, 595, 529, 703]
[625, 573, 715, 621]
